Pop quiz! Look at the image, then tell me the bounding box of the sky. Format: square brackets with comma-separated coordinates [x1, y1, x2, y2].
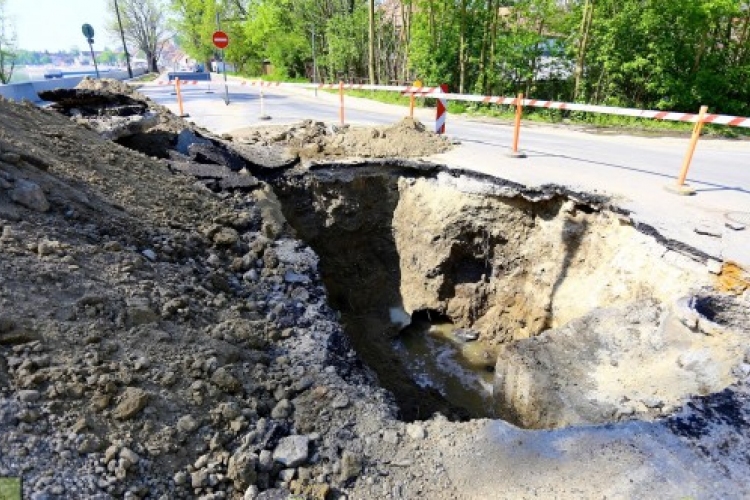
[6, 0, 118, 52]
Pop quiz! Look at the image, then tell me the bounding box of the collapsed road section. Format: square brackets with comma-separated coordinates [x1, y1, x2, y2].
[1, 78, 749, 499]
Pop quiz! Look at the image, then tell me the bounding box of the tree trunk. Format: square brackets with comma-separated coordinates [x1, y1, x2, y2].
[459, 0, 467, 94]
[574, 0, 594, 101]
[368, 0, 376, 84]
[147, 51, 158, 73]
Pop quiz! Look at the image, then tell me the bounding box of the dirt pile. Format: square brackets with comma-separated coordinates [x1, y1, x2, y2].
[231, 117, 453, 160]
[0, 88, 414, 499]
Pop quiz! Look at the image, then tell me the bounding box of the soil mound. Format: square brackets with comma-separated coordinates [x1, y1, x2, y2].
[231, 117, 453, 160]
[76, 76, 145, 99]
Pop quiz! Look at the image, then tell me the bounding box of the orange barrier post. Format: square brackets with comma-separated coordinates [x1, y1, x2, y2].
[339, 80, 345, 126]
[508, 92, 526, 158]
[409, 93, 415, 118]
[175, 77, 189, 118]
[666, 105, 708, 195]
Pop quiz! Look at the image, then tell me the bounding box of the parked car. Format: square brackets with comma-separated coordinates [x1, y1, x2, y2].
[43, 69, 63, 79]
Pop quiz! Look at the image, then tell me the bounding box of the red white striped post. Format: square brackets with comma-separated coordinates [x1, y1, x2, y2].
[435, 84, 448, 134]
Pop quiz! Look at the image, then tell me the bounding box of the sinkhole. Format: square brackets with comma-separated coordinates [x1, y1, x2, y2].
[272, 162, 750, 428]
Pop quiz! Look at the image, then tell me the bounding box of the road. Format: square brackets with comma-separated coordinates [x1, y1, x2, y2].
[138, 77, 750, 267]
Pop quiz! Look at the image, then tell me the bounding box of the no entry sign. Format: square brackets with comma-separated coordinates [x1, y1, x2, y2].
[212, 31, 229, 49]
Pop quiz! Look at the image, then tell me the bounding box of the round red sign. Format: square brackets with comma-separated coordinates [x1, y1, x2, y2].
[212, 31, 229, 49]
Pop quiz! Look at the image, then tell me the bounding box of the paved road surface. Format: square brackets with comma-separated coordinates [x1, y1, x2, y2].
[139, 77, 750, 267]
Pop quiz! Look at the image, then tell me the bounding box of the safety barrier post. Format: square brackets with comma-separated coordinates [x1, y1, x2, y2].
[435, 84, 448, 134]
[259, 85, 271, 120]
[508, 92, 526, 158]
[175, 77, 189, 118]
[409, 92, 415, 118]
[666, 105, 708, 195]
[339, 80, 345, 125]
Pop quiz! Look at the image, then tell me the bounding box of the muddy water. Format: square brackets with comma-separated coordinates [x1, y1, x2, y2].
[393, 320, 498, 417]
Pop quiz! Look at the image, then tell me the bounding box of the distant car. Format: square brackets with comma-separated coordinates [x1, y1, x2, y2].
[43, 69, 63, 79]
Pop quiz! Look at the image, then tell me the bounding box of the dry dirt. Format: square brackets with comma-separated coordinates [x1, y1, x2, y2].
[229, 117, 453, 161]
[1, 81, 750, 500]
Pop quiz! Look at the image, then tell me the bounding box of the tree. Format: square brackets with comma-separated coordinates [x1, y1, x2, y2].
[0, 0, 17, 84]
[107, 0, 170, 72]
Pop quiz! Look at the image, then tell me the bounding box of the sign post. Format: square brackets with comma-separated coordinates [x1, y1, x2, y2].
[410, 80, 423, 118]
[81, 24, 100, 79]
[212, 30, 230, 105]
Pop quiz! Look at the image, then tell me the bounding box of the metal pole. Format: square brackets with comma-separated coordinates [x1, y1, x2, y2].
[114, 0, 133, 78]
[88, 40, 100, 79]
[216, 10, 230, 105]
[221, 49, 229, 105]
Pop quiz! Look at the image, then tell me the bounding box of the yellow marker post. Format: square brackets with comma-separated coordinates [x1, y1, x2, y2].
[175, 77, 189, 118]
[508, 92, 526, 158]
[410, 80, 423, 118]
[667, 105, 708, 195]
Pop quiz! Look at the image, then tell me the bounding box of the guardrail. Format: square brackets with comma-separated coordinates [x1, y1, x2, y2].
[0, 68, 148, 103]
[150, 77, 750, 195]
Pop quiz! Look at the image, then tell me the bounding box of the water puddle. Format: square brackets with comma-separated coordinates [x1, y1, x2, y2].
[392, 318, 497, 417]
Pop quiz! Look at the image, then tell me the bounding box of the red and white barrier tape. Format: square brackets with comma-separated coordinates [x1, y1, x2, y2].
[150, 78, 750, 129]
[438, 92, 750, 128]
[157, 80, 205, 85]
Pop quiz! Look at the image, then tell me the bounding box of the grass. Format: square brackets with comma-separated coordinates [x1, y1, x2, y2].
[0, 477, 21, 500]
[130, 72, 159, 83]
[325, 88, 748, 138]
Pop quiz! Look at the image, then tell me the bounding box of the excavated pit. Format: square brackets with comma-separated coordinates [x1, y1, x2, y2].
[273, 162, 750, 428]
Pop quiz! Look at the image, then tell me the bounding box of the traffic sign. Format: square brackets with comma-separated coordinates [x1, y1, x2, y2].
[82, 24, 95, 39]
[212, 31, 229, 49]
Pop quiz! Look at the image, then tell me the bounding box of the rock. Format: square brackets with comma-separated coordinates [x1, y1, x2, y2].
[112, 387, 150, 420]
[406, 424, 426, 440]
[18, 389, 41, 402]
[10, 179, 50, 212]
[227, 451, 258, 489]
[382, 429, 399, 445]
[77, 435, 101, 454]
[453, 328, 479, 342]
[104, 445, 120, 463]
[119, 447, 140, 468]
[279, 468, 296, 482]
[213, 227, 240, 246]
[258, 450, 273, 472]
[210, 366, 242, 393]
[126, 298, 159, 326]
[142, 249, 157, 261]
[243, 485, 260, 500]
[331, 394, 349, 409]
[0, 151, 21, 164]
[273, 435, 310, 468]
[191, 469, 208, 489]
[339, 451, 362, 483]
[37, 240, 59, 256]
[173, 471, 187, 486]
[271, 399, 292, 419]
[177, 414, 199, 433]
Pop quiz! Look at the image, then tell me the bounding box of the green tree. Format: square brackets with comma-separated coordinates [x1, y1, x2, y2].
[107, 0, 170, 72]
[0, 0, 17, 84]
